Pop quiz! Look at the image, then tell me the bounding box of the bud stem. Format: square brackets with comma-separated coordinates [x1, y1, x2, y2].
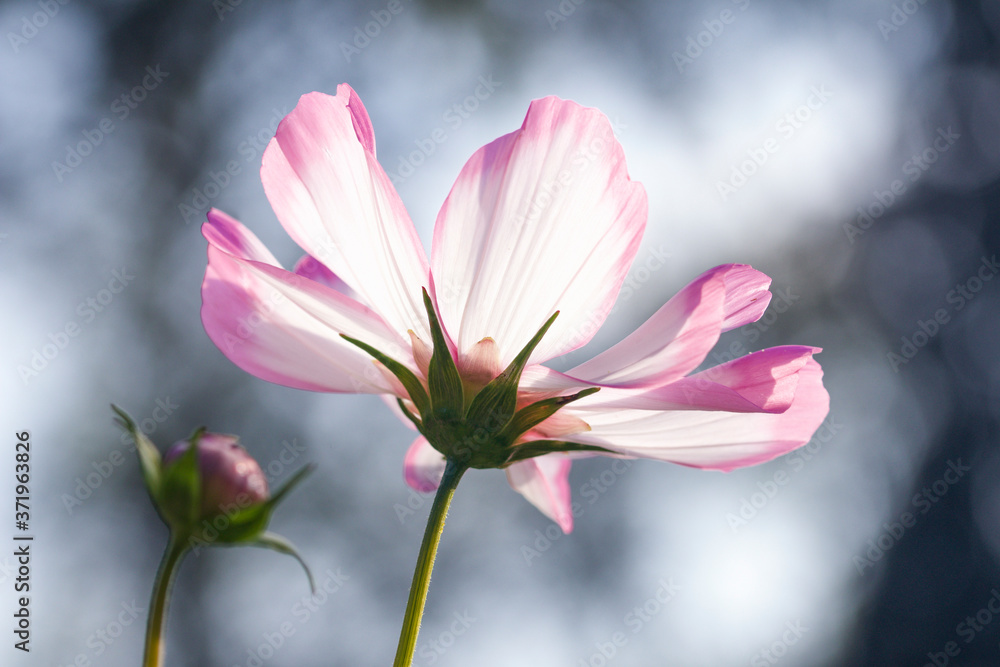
[393, 458, 467, 667]
[142, 535, 188, 667]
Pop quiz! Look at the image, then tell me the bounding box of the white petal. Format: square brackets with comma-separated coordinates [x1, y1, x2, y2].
[431, 96, 647, 368]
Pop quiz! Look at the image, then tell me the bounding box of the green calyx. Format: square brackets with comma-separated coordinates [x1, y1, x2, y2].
[112, 406, 316, 593]
[342, 289, 606, 469]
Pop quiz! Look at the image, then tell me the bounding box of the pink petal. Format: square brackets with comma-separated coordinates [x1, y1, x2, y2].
[261, 85, 430, 339]
[407, 330, 432, 378]
[459, 337, 503, 388]
[717, 264, 772, 331]
[404, 436, 446, 493]
[431, 96, 647, 368]
[561, 357, 830, 472]
[531, 410, 592, 438]
[624, 346, 819, 413]
[293, 254, 354, 297]
[568, 264, 771, 388]
[201, 210, 410, 394]
[506, 455, 575, 533]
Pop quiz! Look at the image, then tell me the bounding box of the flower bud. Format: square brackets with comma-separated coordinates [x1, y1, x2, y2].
[164, 433, 268, 519]
[114, 405, 315, 591]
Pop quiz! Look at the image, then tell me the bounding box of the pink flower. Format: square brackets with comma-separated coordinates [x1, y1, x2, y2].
[201, 84, 829, 533]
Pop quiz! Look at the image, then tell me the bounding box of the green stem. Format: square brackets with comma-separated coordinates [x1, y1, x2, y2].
[393, 459, 467, 667]
[143, 534, 188, 667]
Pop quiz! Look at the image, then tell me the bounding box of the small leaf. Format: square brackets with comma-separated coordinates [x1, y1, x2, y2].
[497, 387, 601, 444]
[340, 335, 430, 417]
[465, 312, 558, 433]
[422, 289, 464, 420]
[112, 404, 162, 500]
[268, 463, 315, 507]
[209, 502, 272, 543]
[503, 440, 616, 465]
[253, 532, 316, 594]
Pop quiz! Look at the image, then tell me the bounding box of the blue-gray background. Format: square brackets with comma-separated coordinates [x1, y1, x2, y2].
[2, 0, 1000, 665]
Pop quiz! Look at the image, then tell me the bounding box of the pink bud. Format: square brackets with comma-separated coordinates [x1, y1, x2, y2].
[164, 433, 268, 518]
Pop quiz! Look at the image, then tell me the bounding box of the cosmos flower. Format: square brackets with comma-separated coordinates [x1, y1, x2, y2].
[200, 84, 829, 533]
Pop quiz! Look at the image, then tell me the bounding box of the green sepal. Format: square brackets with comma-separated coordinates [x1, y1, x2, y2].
[269, 463, 314, 507]
[193, 463, 315, 545]
[503, 440, 616, 465]
[464, 311, 558, 433]
[200, 500, 272, 543]
[158, 431, 202, 530]
[251, 531, 316, 594]
[497, 387, 601, 444]
[397, 399, 423, 431]
[112, 404, 162, 501]
[422, 289, 464, 420]
[340, 334, 430, 417]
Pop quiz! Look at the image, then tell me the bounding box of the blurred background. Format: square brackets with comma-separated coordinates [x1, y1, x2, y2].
[2, 0, 999, 665]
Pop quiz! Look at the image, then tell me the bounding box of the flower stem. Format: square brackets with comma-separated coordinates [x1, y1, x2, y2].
[393, 459, 467, 667]
[143, 534, 188, 667]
